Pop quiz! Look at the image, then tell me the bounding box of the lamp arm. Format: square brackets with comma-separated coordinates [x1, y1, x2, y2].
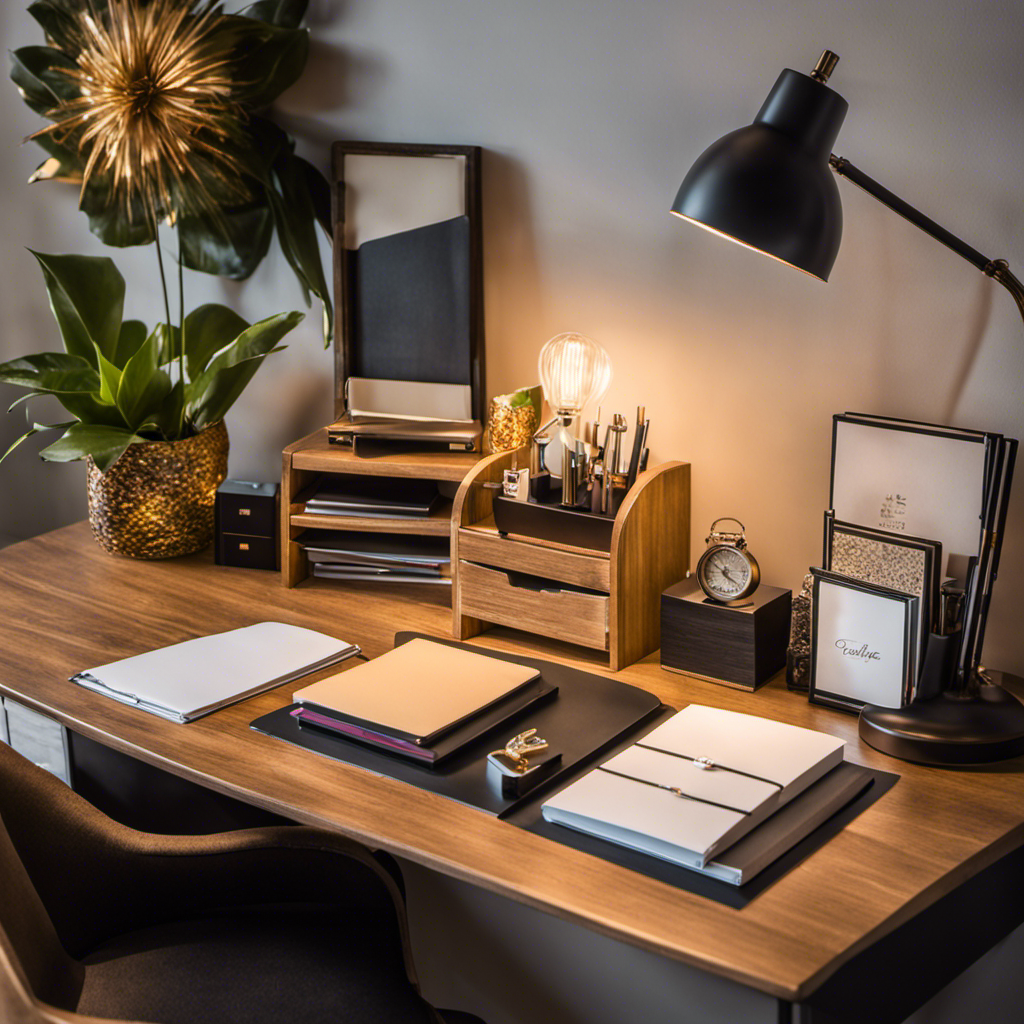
[829, 155, 1024, 325]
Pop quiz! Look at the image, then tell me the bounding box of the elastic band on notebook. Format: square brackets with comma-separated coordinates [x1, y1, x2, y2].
[633, 742, 784, 789]
[596, 766, 752, 815]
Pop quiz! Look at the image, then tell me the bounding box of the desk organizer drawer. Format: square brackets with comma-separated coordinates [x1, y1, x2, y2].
[458, 527, 611, 591]
[458, 562, 609, 651]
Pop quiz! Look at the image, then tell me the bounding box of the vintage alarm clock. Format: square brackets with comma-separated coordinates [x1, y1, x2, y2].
[695, 517, 760, 602]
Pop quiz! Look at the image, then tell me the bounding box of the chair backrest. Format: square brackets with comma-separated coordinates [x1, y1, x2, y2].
[0, 745, 84, 1012]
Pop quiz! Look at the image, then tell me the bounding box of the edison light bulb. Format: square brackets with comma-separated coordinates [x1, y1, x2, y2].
[538, 332, 612, 426]
[537, 333, 612, 479]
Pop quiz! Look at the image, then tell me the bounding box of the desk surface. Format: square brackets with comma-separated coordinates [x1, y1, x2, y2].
[2, 523, 1022, 1003]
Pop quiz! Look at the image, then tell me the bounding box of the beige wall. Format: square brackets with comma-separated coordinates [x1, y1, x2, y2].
[1, 0, 1021, 674]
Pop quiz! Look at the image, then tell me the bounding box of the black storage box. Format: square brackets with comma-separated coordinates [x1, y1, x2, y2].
[661, 578, 791, 691]
[215, 481, 279, 570]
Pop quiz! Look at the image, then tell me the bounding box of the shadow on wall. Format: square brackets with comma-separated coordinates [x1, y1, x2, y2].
[479, 148, 547, 397]
[0, 385, 88, 541]
[277, 39, 389, 118]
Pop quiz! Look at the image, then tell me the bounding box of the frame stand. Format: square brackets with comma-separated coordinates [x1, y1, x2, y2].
[860, 675, 1024, 765]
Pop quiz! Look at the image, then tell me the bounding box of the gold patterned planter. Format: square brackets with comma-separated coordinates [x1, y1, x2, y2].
[86, 420, 229, 559]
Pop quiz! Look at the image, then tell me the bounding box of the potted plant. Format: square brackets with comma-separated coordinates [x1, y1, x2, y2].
[1, 252, 302, 557]
[2, 0, 331, 557]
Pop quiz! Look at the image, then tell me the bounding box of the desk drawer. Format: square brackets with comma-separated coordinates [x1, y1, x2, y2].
[459, 527, 610, 591]
[458, 561, 609, 651]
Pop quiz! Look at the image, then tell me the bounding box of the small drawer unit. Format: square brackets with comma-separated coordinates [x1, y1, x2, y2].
[216, 480, 279, 570]
[458, 562, 610, 651]
[452, 450, 690, 671]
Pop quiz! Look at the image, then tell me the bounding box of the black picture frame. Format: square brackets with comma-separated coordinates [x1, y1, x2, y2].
[330, 141, 485, 423]
[824, 515, 941, 650]
[809, 568, 919, 714]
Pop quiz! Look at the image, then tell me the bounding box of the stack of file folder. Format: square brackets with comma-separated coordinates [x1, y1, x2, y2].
[302, 477, 443, 518]
[541, 705, 869, 885]
[290, 639, 556, 764]
[300, 531, 451, 584]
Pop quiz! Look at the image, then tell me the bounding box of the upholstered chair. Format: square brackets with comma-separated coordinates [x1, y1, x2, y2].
[0, 739, 483, 1024]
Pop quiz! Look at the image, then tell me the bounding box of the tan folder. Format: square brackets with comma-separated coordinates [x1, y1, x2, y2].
[293, 638, 540, 744]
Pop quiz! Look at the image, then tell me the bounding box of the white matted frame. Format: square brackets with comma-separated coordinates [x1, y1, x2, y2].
[829, 413, 989, 580]
[809, 569, 919, 714]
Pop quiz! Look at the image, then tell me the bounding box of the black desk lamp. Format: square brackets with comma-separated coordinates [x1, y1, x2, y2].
[670, 50, 1024, 764]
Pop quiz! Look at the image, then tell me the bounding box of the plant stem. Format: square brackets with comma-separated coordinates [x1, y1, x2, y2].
[177, 221, 186, 438]
[153, 225, 173, 341]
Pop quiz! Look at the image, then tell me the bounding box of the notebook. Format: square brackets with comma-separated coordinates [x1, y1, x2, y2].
[290, 673, 556, 764]
[292, 638, 540, 747]
[541, 704, 845, 869]
[71, 623, 359, 723]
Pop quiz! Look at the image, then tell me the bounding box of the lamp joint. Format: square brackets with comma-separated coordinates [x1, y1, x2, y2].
[810, 50, 840, 84]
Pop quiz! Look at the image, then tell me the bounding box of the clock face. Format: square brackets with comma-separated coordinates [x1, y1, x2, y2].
[699, 545, 752, 600]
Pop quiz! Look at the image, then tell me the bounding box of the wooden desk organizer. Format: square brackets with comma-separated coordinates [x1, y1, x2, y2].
[452, 451, 690, 670]
[281, 429, 482, 587]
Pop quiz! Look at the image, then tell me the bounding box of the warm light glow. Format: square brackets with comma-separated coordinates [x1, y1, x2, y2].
[670, 211, 826, 281]
[537, 332, 612, 418]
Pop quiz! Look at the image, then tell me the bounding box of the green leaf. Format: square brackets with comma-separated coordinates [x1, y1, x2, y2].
[27, 1, 86, 57]
[151, 380, 184, 440]
[178, 204, 274, 281]
[183, 304, 251, 380]
[151, 323, 182, 367]
[30, 250, 126, 365]
[55, 392, 130, 428]
[112, 320, 148, 369]
[266, 148, 333, 345]
[116, 334, 173, 432]
[78, 177, 158, 248]
[224, 19, 309, 109]
[0, 352, 100, 393]
[296, 156, 333, 237]
[240, 0, 309, 28]
[93, 344, 122, 406]
[0, 420, 69, 464]
[187, 310, 302, 429]
[10, 46, 80, 116]
[39, 422, 140, 472]
[8, 392, 38, 414]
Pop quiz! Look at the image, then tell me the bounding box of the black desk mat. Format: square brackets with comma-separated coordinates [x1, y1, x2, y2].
[251, 633, 899, 907]
[250, 633, 663, 818]
[507, 707, 900, 908]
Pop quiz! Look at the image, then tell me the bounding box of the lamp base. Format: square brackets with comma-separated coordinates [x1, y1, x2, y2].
[859, 678, 1024, 766]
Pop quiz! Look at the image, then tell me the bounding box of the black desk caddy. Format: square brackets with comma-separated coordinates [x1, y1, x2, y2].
[492, 493, 616, 551]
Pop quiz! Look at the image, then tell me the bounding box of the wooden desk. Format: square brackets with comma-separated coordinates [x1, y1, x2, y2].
[2, 524, 1023, 1021]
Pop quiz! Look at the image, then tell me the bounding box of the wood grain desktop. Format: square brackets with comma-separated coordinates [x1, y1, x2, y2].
[1, 523, 1023, 1010]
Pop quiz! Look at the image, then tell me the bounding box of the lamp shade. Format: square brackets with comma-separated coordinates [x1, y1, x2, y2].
[671, 68, 849, 280]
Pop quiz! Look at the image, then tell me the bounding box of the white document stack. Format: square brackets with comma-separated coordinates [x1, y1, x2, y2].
[71, 622, 360, 723]
[542, 705, 847, 883]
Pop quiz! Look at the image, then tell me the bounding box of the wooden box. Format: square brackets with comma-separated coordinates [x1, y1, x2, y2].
[452, 450, 690, 671]
[661, 579, 791, 690]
